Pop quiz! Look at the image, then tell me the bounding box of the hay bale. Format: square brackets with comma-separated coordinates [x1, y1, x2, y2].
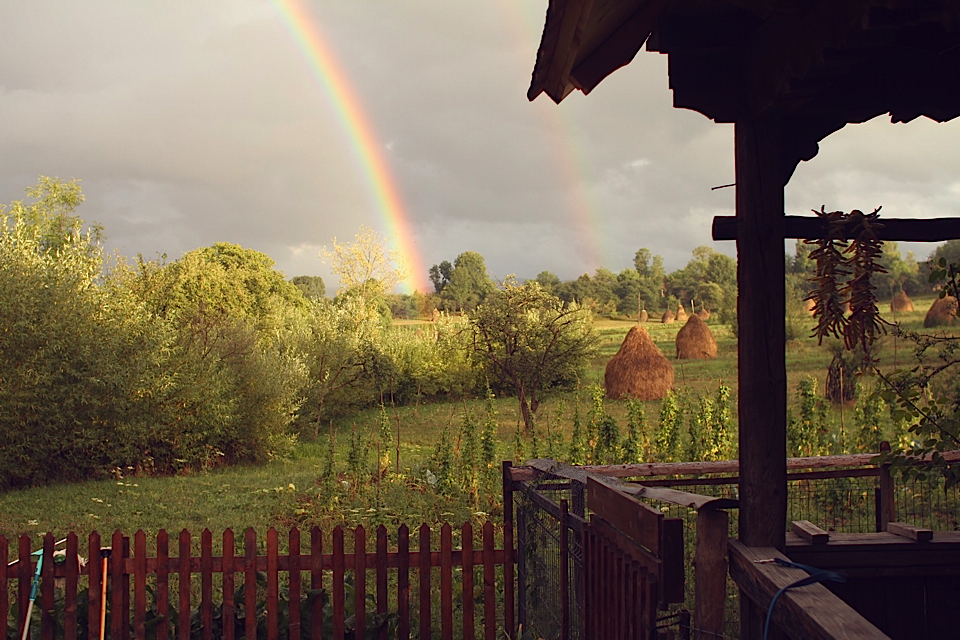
[605, 325, 674, 401]
[676, 304, 688, 323]
[890, 291, 914, 313]
[675, 314, 718, 360]
[924, 296, 959, 327]
[661, 309, 675, 324]
[697, 308, 711, 321]
[639, 309, 649, 323]
[803, 298, 816, 316]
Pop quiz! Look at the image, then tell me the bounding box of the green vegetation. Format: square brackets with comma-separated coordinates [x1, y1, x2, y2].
[4, 176, 959, 540]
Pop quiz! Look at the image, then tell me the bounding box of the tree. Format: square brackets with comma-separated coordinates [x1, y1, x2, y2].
[291, 275, 325, 300]
[614, 268, 642, 315]
[441, 251, 496, 311]
[322, 225, 409, 303]
[666, 246, 737, 320]
[634, 248, 665, 309]
[469, 277, 599, 432]
[535, 270, 561, 292]
[429, 260, 453, 293]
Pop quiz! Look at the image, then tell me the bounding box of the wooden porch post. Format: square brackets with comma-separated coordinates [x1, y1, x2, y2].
[736, 116, 788, 640]
[735, 117, 787, 549]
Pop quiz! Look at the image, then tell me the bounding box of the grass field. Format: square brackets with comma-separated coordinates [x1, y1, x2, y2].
[0, 295, 948, 541]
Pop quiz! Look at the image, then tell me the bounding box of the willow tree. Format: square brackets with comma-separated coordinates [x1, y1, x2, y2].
[469, 277, 599, 432]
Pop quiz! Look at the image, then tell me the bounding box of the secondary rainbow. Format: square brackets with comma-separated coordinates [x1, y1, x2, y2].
[272, 0, 427, 292]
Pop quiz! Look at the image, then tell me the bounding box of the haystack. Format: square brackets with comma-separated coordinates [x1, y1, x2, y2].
[803, 298, 816, 316]
[676, 304, 688, 323]
[924, 296, 959, 327]
[605, 325, 674, 400]
[639, 309, 649, 323]
[675, 314, 718, 359]
[661, 309, 675, 324]
[890, 291, 914, 313]
[697, 308, 711, 321]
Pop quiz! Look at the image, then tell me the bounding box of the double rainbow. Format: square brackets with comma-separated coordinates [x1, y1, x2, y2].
[273, 0, 427, 293]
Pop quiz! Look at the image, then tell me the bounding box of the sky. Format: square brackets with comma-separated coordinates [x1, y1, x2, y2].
[1, 1, 959, 294]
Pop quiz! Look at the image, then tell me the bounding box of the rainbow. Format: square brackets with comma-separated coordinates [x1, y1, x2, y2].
[272, 0, 427, 293]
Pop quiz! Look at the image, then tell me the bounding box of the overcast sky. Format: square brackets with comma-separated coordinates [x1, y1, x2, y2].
[2, 1, 959, 293]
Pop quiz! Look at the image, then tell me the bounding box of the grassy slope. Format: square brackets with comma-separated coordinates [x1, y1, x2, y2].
[0, 297, 944, 540]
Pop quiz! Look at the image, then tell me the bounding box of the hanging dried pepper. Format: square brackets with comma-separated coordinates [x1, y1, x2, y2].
[805, 207, 850, 344]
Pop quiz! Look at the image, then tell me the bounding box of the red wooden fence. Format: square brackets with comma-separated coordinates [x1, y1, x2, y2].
[1, 522, 515, 640]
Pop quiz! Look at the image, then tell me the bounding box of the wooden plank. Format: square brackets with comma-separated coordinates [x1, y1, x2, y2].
[289, 527, 301, 640]
[267, 528, 279, 640]
[113, 531, 126, 640]
[156, 531, 169, 640]
[375, 526, 387, 640]
[735, 117, 787, 550]
[886, 522, 933, 542]
[729, 541, 888, 640]
[0, 535, 7, 640]
[462, 523, 475, 640]
[398, 524, 410, 640]
[333, 526, 345, 640]
[713, 214, 960, 242]
[419, 525, 431, 640]
[65, 533, 78, 640]
[244, 529, 257, 640]
[695, 508, 728, 638]
[310, 527, 322, 640]
[354, 526, 366, 640]
[587, 477, 662, 553]
[19, 534, 30, 635]
[41, 533, 54, 640]
[178, 530, 190, 640]
[792, 520, 830, 545]
[202, 529, 213, 640]
[440, 523, 453, 639]
[482, 522, 496, 640]
[661, 517, 685, 605]
[222, 529, 235, 640]
[134, 530, 147, 640]
[502, 462, 515, 639]
[122, 536, 130, 640]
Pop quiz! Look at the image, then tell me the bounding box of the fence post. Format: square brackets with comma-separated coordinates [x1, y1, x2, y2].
[695, 508, 729, 639]
[559, 499, 570, 640]
[502, 461, 515, 639]
[878, 441, 895, 532]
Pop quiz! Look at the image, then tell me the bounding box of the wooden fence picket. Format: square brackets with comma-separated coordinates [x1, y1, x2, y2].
[1, 522, 512, 639]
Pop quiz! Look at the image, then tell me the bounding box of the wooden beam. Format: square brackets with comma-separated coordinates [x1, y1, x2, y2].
[713, 215, 960, 242]
[735, 117, 787, 550]
[729, 541, 889, 640]
[791, 521, 830, 545]
[695, 508, 729, 638]
[887, 522, 934, 542]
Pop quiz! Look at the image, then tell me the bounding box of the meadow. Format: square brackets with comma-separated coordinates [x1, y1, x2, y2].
[0, 296, 944, 542]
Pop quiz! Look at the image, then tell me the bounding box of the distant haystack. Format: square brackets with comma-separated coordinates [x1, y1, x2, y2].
[890, 291, 914, 313]
[639, 309, 649, 323]
[605, 325, 674, 401]
[676, 304, 688, 323]
[803, 298, 816, 316]
[924, 296, 959, 328]
[697, 308, 711, 321]
[675, 314, 718, 360]
[661, 309, 676, 324]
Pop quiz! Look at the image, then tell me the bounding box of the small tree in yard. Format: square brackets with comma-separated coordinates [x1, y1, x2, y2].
[469, 277, 599, 432]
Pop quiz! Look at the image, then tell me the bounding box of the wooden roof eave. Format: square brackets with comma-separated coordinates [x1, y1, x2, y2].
[527, 0, 667, 103]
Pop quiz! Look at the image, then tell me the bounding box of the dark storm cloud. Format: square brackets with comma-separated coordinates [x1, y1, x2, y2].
[1, 1, 957, 289]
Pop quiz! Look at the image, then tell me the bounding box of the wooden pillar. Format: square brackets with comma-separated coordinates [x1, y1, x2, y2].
[736, 116, 788, 640]
[735, 117, 787, 548]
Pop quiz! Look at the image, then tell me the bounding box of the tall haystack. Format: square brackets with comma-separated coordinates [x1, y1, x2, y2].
[924, 296, 959, 327]
[676, 304, 688, 323]
[639, 309, 649, 322]
[661, 308, 676, 324]
[675, 314, 718, 359]
[605, 325, 674, 400]
[890, 291, 914, 313]
[697, 308, 711, 321]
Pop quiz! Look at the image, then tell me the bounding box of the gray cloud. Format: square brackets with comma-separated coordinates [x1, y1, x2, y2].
[1, 1, 957, 292]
